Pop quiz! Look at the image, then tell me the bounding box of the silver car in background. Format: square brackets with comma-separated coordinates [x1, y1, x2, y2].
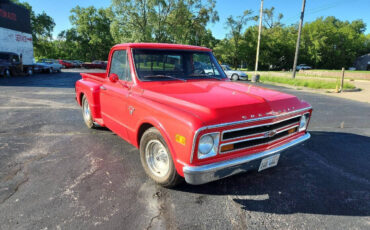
[39, 59, 63, 72]
[221, 65, 248, 81]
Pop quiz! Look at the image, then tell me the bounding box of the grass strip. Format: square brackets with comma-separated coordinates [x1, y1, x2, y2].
[260, 75, 356, 89]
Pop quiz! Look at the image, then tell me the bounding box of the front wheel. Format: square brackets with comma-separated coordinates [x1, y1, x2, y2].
[140, 127, 182, 187]
[82, 95, 97, 129]
[27, 68, 33, 76]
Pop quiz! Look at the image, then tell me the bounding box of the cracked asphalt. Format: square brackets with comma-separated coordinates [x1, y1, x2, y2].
[0, 70, 369, 230]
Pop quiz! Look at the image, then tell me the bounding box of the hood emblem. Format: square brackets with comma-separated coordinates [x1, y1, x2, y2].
[242, 107, 296, 120]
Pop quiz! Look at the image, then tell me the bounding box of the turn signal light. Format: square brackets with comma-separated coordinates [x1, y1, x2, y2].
[221, 144, 234, 152]
[288, 127, 296, 134]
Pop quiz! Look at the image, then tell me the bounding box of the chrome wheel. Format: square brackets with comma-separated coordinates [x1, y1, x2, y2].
[83, 99, 91, 122]
[145, 140, 170, 177]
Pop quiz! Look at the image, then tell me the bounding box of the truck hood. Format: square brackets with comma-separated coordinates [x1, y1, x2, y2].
[141, 81, 310, 125]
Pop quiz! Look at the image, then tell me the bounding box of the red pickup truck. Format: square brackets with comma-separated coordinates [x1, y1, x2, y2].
[75, 43, 312, 187]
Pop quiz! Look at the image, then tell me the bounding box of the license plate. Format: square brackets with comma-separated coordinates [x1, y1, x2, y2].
[258, 154, 280, 172]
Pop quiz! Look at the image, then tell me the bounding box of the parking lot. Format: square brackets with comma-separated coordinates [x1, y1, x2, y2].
[0, 70, 369, 229]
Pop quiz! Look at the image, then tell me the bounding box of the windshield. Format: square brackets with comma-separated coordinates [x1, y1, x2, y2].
[222, 65, 232, 70]
[133, 49, 226, 81]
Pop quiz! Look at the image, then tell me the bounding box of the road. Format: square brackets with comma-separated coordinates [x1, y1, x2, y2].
[0, 70, 369, 230]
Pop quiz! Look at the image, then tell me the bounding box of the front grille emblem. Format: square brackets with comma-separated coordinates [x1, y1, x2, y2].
[266, 130, 277, 138]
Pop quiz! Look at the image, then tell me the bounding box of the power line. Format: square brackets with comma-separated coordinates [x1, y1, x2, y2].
[283, 0, 358, 25]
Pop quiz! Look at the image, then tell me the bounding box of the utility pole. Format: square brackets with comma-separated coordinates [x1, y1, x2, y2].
[254, 0, 263, 80]
[292, 0, 306, 79]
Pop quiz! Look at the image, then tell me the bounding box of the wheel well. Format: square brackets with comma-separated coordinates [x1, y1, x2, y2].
[79, 93, 84, 106]
[137, 123, 154, 147]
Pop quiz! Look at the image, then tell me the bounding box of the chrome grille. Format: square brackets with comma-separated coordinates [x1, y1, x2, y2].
[222, 115, 301, 141]
[220, 115, 301, 153]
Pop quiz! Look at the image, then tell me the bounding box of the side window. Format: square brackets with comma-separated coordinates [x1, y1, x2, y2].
[110, 50, 131, 81]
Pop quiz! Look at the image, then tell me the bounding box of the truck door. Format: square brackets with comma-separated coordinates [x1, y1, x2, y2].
[100, 49, 132, 140]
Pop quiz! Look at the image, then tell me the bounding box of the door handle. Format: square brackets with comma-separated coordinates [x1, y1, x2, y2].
[120, 82, 130, 89]
[100, 86, 107, 90]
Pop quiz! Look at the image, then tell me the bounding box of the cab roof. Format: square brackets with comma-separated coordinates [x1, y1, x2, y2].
[113, 43, 212, 52]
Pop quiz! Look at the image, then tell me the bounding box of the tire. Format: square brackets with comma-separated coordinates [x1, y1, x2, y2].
[140, 127, 182, 187]
[57, 69, 61, 73]
[82, 95, 97, 129]
[27, 68, 33, 76]
[231, 74, 239, 81]
[48, 68, 53, 73]
[4, 69, 11, 77]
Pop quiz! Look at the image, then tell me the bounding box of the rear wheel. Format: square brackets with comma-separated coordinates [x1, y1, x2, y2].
[140, 127, 182, 187]
[82, 95, 97, 129]
[4, 69, 11, 77]
[231, 74, 239, 81]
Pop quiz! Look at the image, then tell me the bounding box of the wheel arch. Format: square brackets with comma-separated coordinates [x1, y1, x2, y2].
[78, 92, 85, 106]
[135, 118, 176, 159]
[136, 119, 184, 176]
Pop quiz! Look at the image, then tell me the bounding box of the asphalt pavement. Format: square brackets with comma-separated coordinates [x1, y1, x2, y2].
[0, 70, 369, 230]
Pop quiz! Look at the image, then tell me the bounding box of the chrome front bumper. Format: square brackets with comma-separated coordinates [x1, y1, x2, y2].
[183, 133, 310, 185]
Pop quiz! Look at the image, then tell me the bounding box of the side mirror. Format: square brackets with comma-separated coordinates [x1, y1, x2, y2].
[108, 73, 119, 83]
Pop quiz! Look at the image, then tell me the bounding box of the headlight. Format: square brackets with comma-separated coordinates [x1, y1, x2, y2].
[299, 113, 310, 131]
[198, 132, 220, 159]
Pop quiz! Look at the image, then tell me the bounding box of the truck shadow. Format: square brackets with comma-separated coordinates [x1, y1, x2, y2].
[175, 131, 370, 216]
[0, 72, 81, 88]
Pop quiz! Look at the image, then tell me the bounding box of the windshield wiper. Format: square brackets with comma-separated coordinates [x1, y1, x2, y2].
[143, 74, 187, 82]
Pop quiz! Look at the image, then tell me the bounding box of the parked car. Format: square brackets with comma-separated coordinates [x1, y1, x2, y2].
[0, 51, 33, 76]
[296, 64, 312, 70]
[82, 60, 106, 69]
[75, 43, 312, 187]
[38, 59, 63, 72]
[71, 60, 83, 68]
[33, 62, 52, 73]
[221, 65, 248, 80]
[58, 59, 74, 68]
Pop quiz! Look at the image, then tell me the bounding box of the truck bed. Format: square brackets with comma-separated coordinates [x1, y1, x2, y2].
[80, 72, 106, 82]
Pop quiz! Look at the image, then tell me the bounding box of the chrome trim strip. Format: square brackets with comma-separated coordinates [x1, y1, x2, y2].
[221, 114, 301, 141]
[190, 107, 312, 163]
[197, 132, 220, 160]
[219, 129, 299, 154]
[184, 133, 310, 185]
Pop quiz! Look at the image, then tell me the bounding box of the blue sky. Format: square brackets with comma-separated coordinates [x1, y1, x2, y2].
[25, 0, 370, 39]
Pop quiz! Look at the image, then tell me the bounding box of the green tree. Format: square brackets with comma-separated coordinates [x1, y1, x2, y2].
[301, 17, 368, 69]
[109, 0, 218, 45]
[214, 10, 253, 68]
[69, 6, 114, 61]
